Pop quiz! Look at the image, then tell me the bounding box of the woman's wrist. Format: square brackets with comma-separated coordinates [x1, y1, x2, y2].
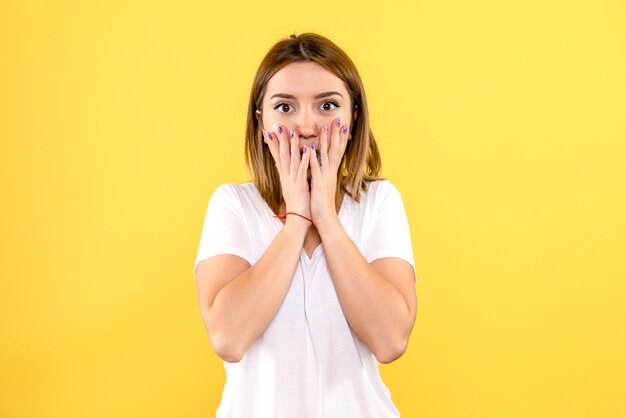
[315, 213, 342, 237]
[283, 213, 312, 235]
[282, 211, 312, 223]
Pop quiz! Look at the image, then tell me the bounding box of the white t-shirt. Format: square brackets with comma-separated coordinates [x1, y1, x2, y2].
[194, 179, 416, 418]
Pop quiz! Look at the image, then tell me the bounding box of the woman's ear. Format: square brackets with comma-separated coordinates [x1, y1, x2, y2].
[255, 109, 265, 131]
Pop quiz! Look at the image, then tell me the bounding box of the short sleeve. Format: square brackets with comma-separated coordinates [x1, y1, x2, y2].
[363, 181, 417, 283]
[193, 184, 253, 277]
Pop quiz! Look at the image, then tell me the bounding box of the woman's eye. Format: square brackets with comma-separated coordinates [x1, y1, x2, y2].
[274, 101, 340, 113]
[274, 103, 293, 113]
[321, 101, 340, 111]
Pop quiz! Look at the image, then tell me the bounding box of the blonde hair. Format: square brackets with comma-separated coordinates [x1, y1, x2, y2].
[244, 32, 383, 214]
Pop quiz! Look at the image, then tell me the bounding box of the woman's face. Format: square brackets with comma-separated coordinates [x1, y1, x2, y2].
[258, 62, 354, 163]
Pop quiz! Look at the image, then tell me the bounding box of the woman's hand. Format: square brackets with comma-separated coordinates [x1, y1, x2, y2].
[265, 123, 312, 223]
[308, 117, 350, 228]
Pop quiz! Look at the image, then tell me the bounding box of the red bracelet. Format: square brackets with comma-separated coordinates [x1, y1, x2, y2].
[274, 212, 313, 223]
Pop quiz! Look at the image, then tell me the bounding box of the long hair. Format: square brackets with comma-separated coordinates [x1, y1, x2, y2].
[244, 32, 382, 214]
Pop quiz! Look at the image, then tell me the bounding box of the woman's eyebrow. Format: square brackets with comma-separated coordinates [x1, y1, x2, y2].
[270, 91, 343, 100]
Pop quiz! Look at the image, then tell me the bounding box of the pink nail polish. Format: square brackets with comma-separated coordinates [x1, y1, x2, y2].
[336, 117, 341, 127]
[342, 125, 348, 135]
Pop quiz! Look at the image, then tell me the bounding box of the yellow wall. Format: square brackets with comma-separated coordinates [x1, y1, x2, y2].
[1, 0, 625, 417]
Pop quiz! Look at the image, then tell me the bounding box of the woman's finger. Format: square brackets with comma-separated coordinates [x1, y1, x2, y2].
[289, 128, 300, 176]
[338, 123, 349, 160]
[297, 144, 310, 183]
[320, 123, 329, 170]
[328, 117, 342, 165]
[265, 131, 281, 170]
[277, 124, 290, 174]
[308, 142, 322, 180]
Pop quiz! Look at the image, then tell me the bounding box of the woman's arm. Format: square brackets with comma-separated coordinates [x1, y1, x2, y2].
[306, 120, 417, 364]
[196, 124, 313, 363]
[195, 217, 309, 363]
[316, 216, 417, 364]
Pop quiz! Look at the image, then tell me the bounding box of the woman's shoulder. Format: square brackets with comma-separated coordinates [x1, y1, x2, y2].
[208, 181, 258, 204]
[361, 178, 401, 200]
[210, 181, 256, 195]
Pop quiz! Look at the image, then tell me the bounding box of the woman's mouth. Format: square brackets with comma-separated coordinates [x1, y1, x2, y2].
[299, 145, 322, 166]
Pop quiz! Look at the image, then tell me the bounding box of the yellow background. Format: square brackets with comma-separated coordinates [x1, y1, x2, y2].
[1, 0, 625, 417]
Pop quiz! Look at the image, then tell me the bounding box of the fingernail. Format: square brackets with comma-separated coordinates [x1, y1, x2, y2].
[335, 117, 341, 127]
[311, 143, 315, 149]
[342, 125, 348, 135]
[302, 145, 307, 153]
[277, 124, 283, 134]
[289, 129, 294, 139]
[267, 131, 272, 140]
[324, 125, 329, 133]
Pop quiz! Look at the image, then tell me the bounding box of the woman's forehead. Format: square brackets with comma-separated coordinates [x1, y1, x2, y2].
[265, 62, 348, 98]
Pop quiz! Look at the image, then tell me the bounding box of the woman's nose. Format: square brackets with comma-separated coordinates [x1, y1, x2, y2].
[295, 111, 321, 138]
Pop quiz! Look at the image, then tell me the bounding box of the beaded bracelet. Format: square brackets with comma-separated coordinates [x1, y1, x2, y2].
[274, 212, 313, 223]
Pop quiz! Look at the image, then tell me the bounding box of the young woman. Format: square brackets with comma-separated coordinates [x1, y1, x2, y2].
[194, 32, 417, 417]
